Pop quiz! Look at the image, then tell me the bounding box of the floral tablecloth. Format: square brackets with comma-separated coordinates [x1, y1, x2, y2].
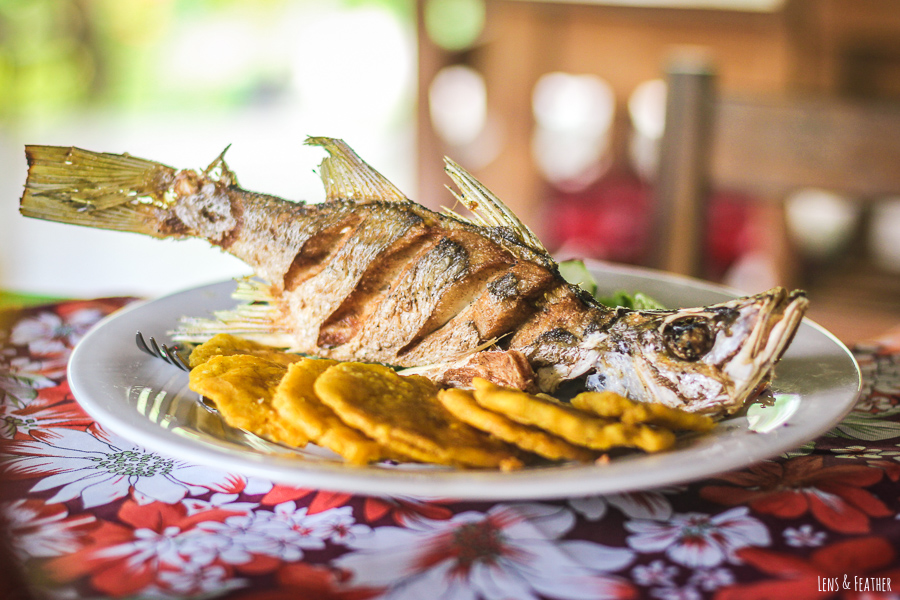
[2, 297, 900, 600]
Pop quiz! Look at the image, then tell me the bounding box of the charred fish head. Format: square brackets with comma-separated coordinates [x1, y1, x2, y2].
[533, 287, 808, 414]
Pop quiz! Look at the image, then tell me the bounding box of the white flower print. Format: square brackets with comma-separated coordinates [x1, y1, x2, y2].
[569, 490, 675, 522]
[688, 568, 734, 591]
[625, 507, 770, 568]
[153, 564, 247, 597]
[336, 503, 636, 600]
[11, 308, 103, 355]
[783, 524, 827, 547]
[95, 524, 192, 570]
[650, 586, 701, 600]
[0, 366, 56, 407]
[0, 499, 96, 560]
[632, 560, 679, 587]
[2, 427, 241, 509]
[184, 502, 360, 565]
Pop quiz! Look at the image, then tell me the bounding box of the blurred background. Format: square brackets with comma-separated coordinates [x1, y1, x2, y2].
[1, 0, 898, 343]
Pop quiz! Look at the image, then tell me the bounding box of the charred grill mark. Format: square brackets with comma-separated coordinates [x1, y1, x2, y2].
[317, 227, 432, 347]
[284, 213, 364, 291]
[488, 272, 519, 301]
[538, 327, 579, 346]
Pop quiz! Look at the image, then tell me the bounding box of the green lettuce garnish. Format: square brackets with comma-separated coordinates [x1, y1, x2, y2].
[559, 259, 665, 310]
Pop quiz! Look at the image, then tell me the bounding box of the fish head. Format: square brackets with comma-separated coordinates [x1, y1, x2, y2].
[584, 287, 809, 414]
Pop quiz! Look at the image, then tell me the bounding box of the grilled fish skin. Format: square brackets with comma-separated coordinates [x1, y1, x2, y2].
[19, 137, 808, 415]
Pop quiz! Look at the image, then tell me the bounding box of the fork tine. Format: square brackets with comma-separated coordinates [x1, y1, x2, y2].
[135, 331, 155, 357]
[136, 331, 192, 372]
[149, 336, 166, 363]
[162, 343, 191, 372]
[173, 348, 192, 371]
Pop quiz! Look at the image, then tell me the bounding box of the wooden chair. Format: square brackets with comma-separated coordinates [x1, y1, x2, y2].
[652, 54, 900, 288]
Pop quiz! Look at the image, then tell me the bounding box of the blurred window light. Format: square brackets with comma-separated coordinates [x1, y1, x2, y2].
[868, 199, 900, 272]
[531, 72, 615, 188]
[165, 18, 258, 89]
[424, 0, 485, 52]
[533, 72, 615, 136]
[290, 6, 415, 134]
[629, 79, 667, 140]
[785, 188, 861, 259]
[0, 0, 418, 298]
[627, 78, 667, 181]
[429, 64, 487, 148]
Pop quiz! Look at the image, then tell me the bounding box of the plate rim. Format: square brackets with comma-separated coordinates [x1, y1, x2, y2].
[68, 262, 862, 500]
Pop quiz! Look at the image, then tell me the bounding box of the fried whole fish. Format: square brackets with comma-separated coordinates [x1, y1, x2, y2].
[19, 137, 808, 414]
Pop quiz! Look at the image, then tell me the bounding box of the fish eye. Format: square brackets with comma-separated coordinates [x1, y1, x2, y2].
[663, 316, 713, 361]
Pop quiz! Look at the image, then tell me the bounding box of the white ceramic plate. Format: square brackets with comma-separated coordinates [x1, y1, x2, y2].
[68, 262, 861, 500]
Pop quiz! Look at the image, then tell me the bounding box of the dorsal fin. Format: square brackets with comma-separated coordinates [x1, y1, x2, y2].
[305, 136, 408, 203]
[202, 145, 239, 187]
[443, 157, 551, 257]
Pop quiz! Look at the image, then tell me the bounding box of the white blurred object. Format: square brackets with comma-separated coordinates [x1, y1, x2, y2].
[428, 65, 501, 170]
[784, 188, 862, 259]
[723, 251, 780, 294]
[531, 72, 615, 189]
[429, 65, 487, 148]
[868, 198, 900, 272]
[627, 78, 667, 181]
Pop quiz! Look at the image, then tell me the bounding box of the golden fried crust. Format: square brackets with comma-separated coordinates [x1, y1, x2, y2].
[571, 391, 715, 431]
[188, 354, 308, 447]
[438, 388, 595, 462]
[438, 349, 538, 393]
[314, 363, 524, 470]
[273, 358, 400, 465]
[471, 378, 675, 453]
[189, 333, 303, 368]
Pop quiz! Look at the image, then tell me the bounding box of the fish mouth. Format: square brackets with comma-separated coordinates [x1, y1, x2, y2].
[725, 287, 809, 407]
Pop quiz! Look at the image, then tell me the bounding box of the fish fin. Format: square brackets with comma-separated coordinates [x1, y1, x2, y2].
[443, 157, 551, 258]
[171, 277, 295, 347]
[305, 136, 409, 203]
[203, 145, 239, 187]
[20, 145, 177, 235]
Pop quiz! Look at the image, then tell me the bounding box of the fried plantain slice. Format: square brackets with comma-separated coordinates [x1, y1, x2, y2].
[471, 378, 675, 453]
[189, 333, 302, 368]
[273, 358, 402, 465]
[314, 363, 524, 470]
[188, 354, 308, 447]
[571, 390, 716, 432]
[437, 388, 595, 462]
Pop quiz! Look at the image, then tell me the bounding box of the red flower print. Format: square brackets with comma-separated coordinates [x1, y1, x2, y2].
[361, 496, 453, 524]
[1, 382, 93, 442]
[259, 486, 355, 515]
[259, 486, 454, 525]
[699, 455, 891, 533]
[260, 484, 315, 507]
[46, 500, 242, 597]
[231, 563, 383, 600]
[715, 537, 900, 600]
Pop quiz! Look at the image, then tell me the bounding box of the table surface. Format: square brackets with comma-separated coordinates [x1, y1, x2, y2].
[2, 296, 900, 600]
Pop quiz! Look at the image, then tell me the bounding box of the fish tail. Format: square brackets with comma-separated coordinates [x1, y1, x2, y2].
[20, 145, 178, 236]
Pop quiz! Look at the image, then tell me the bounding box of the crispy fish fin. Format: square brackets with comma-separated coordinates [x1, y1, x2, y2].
[202, 145, 239, 187]
[20, 145, 177, 236]
[443, 157, 551, 258]
[305, 136, 409, 204]
[171, 277, 295, 348]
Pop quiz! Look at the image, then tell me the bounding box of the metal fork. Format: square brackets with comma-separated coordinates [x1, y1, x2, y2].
[135, 331, 191, 372]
